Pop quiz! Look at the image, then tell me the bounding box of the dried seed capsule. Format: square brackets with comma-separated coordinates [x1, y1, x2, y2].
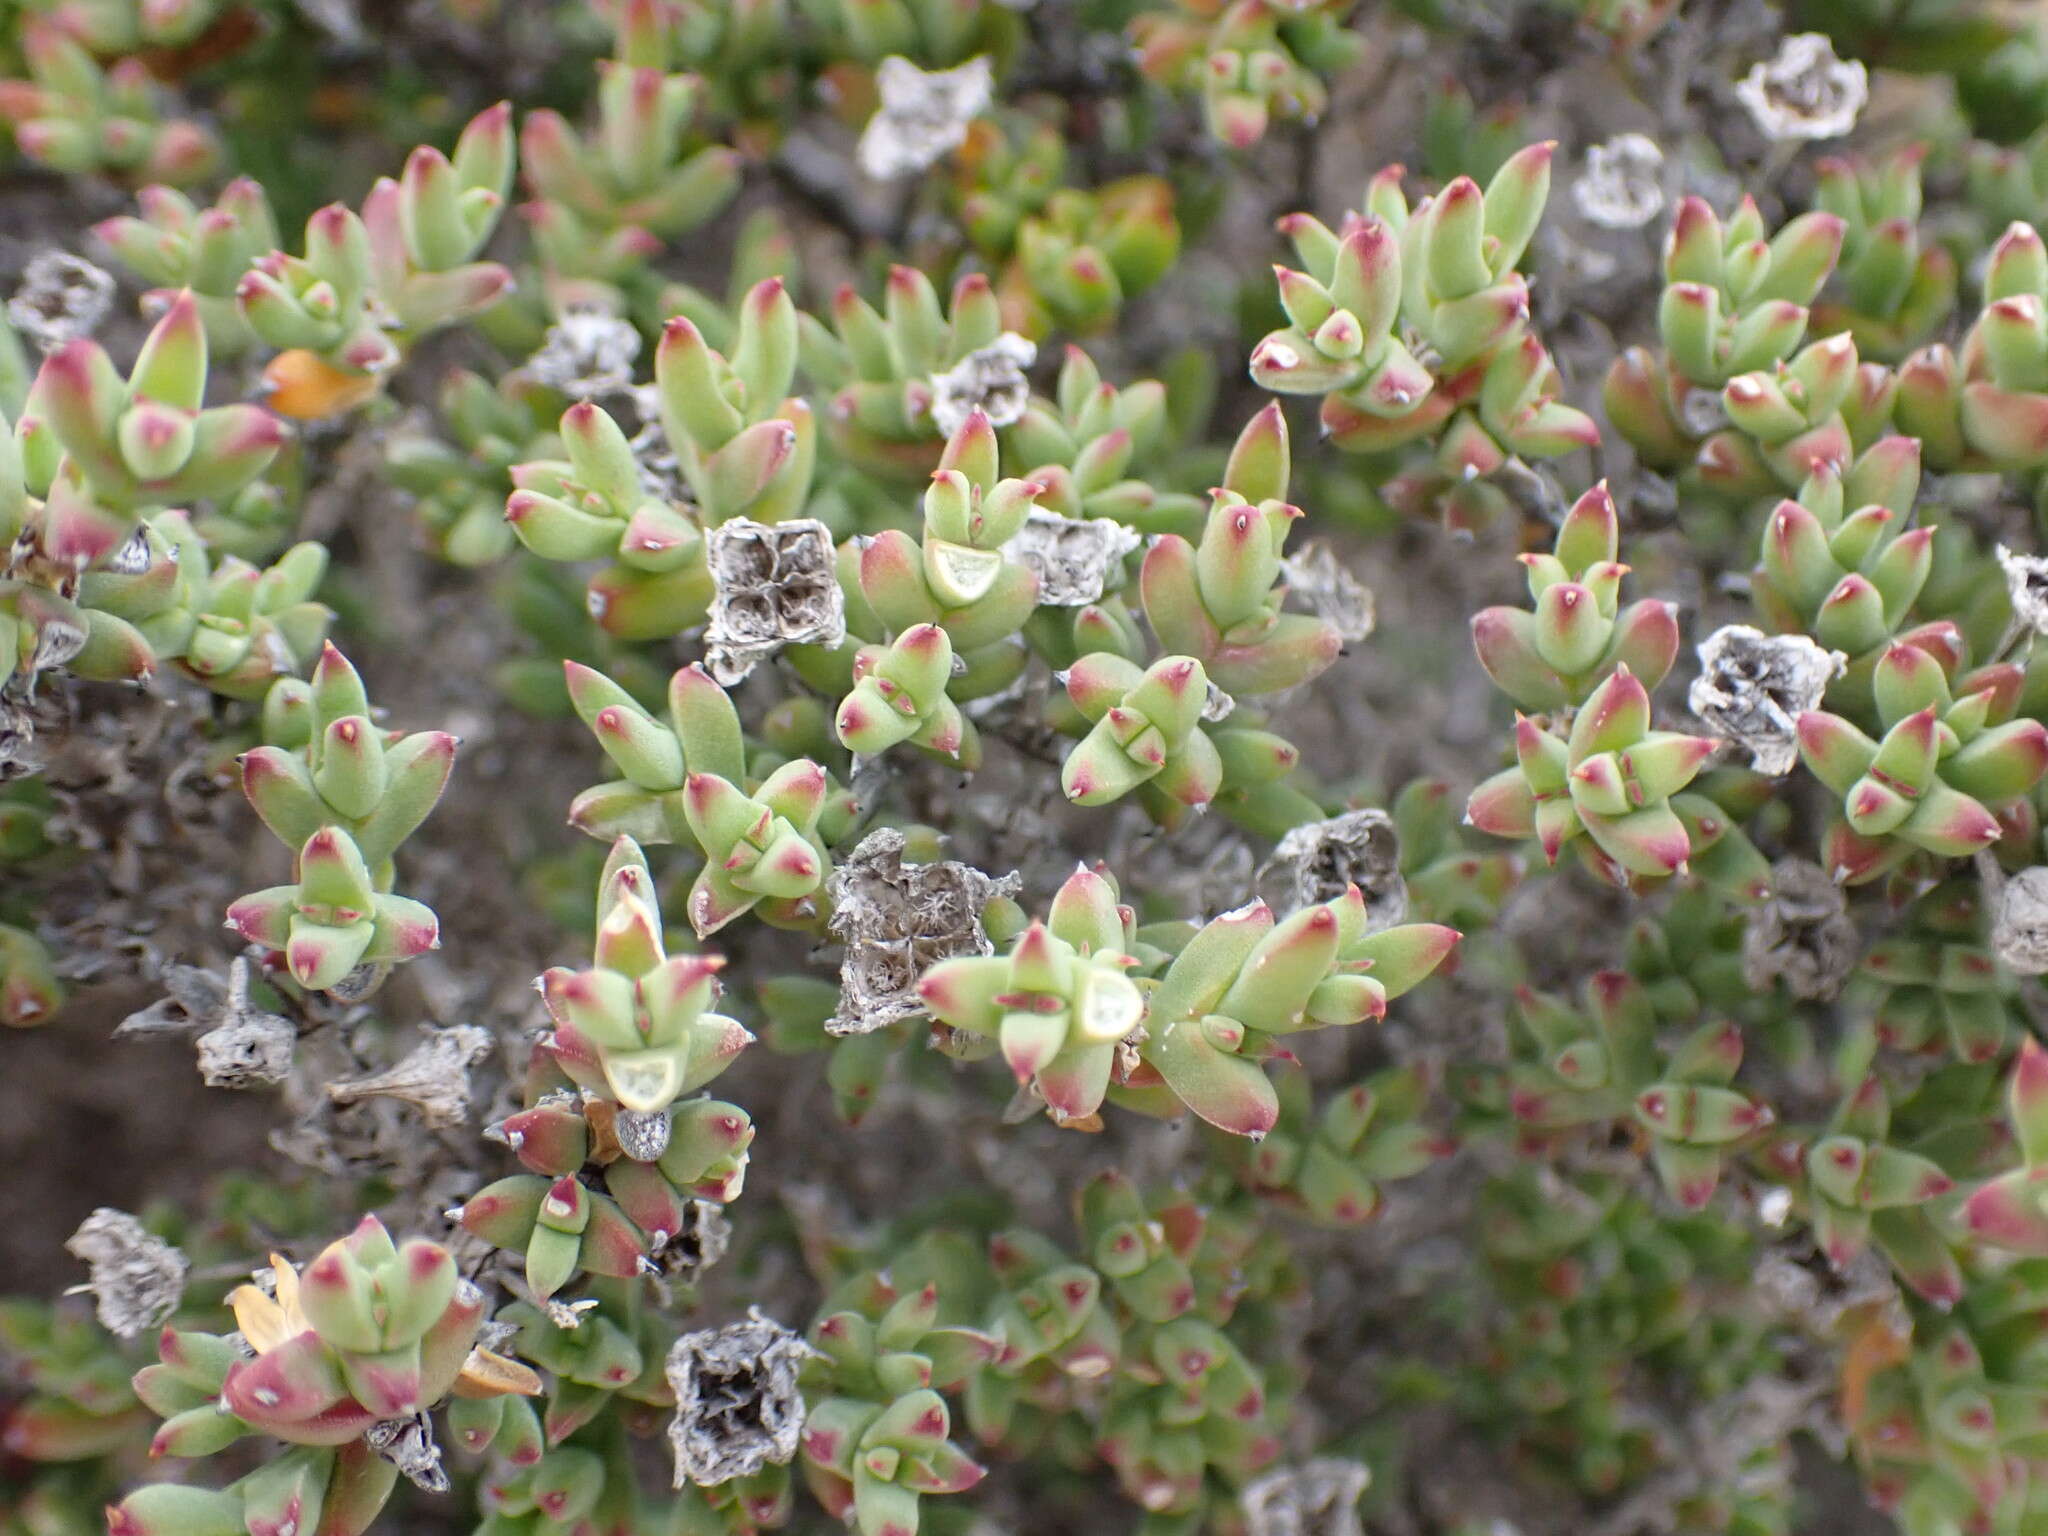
[1688, 624, 1844, 775]
[64, 1208, 187, 1340]
[667, 1311, 809, 1487]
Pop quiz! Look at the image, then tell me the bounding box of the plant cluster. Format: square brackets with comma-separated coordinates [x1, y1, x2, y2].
[13, 3, 2048, 1536]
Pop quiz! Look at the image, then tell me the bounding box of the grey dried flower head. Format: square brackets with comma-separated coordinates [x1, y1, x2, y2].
[526, 305, 642, 398]
[273, 1018, 486, 1183]
[324, 959, 391, 1004]
[930, 332, 1036, 439]
[651, 1198, 732, 1283]
[1998, 545, 2048, 639]
[704, 517, 846, 685]
[613, 1104, 672, 1162]
[367, 1411, 450, 1493]
[9, 250, 114, 353]
[1003, 507, 1140, 607]
[115, 962, 232, 1037]
[826, 826, 1018, 1034]
[325, 1023, 494, 1128]
[268, 1116, 351, 1178]
[1241, 1457, 1371, 1536]
[838, 938, 920, 1031]
[103, 527, 156, 576]
[537, 1296, 600, 1330]
[667, 1310, 809, 1487]
[1572, 133, 1666, 230]
[625, 382, 687, 503]
[1756, 1184, 1795, 1227]
[1755, 1242, 1902, 1336]
[1688, 625, 1844, 776]
[196, 1009, 297, 1089]
[1984, 855, 2048, 975]
[1678, 385, 1727, 438]
[1742, 858, 1859, 999]
[1753, 1253, 1818, 1318]
[1280, 541, 1376, 643]
[1261, 808, 1406, 926]
[64, 1208, 187, 1339]
[856, 55, 993, 180]
[1544, 229, 1622, 290]
[1735, 32, 1867, 142]
[20, 608, 89, 678]
[0, 697, 36, 780]
[116, 958, 298, 1087]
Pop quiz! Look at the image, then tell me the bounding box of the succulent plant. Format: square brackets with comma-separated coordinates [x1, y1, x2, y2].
[1391, 776, 1522, 926]
[387, 368, 561, 567]
[1855, 875, 2022, 1062]
[1504, 970, 1773, 1207]
[0, 920, 64, 1026]
[1233, 1065, 1448, 1225]
[518, 0, 741, 266]
[1245, 151, 1564, 450]
[1749, 438, 1930, 682]
[926, 867, 1456, 1136]
[1255, 145, 1598, 529]
[798, 1278, 995, 1536]
[499, 1284, 672, 1446]
[1004, 177, 1181, 336]
[1963, 1036, 2048, 1254]
[1467, 665, 1719, 885]
[1001, 342, 1205, 539]
[565, 660, 854, 934]
[1897, 222, 2048, 472]
[1604, 195, 1846, 472]
[1138, 405, 1342, 697]
[461, 1079, 752, 1304]
[851, 406, 1043, 672]
[1844, 1320, 2040, 1536]
[1468, 480, 1679, 712]
[0, 1295, 150, 1468]
[507, 395, 713, 641]
[1757, 1072, 1958, 1293]
[1809, 146, 1958, 361]
[650, 276, 812, 526]
[227, 644, 457, 994]
[800, 266, 1012, 481]
[811, 0, 1018, 65]
[917, 863, 1146, 1126]
[536, 835, 753, 1118]
[1057, 652, 1219, 814]
[79, 512, 331, 700]
[1968, 124, 2048, 232]
[1796, 638, 2048, 883]
[837, 622, 977, 763]
[111, 1217, 537, 1536]
[18, 13, 2048, 1536]
[16, 291, 286, 570]
[1129, 0, 1362, 147]
[0, 20, 218, 185]
[951, 122, 1182, 335]
[239, 104, 515, 418]
[93, 178, 280, 356]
